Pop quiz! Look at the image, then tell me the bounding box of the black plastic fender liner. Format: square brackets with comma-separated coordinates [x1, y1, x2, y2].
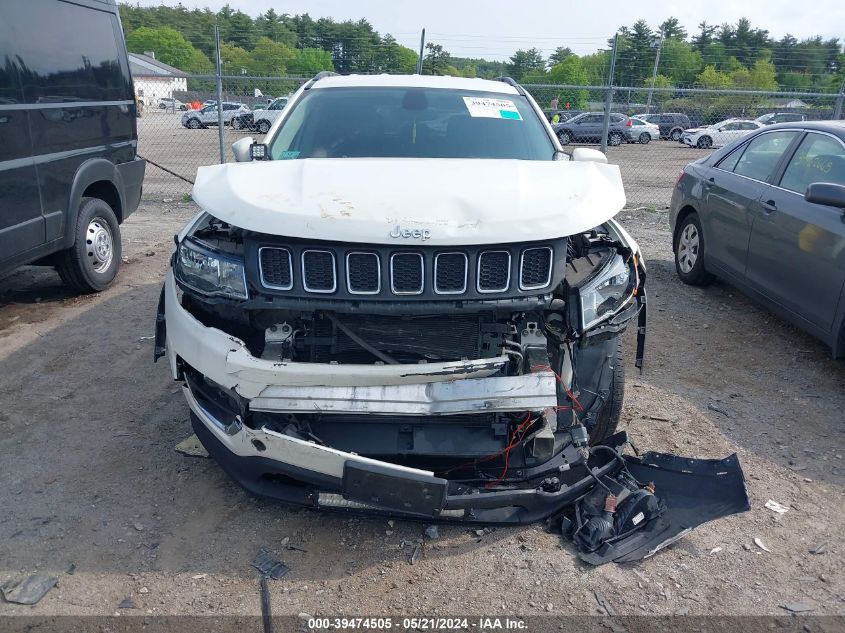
[577, 451, 750, 565]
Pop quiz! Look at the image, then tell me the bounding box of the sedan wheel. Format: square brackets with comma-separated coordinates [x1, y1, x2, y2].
[697, 135, 712, 149]
[187, 118, 201, 129]
[557, 130, 571, 145]
[639, 132, 651, 144]
[674, 213, 712, 286]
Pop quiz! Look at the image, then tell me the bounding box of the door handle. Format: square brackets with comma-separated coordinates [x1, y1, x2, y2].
[760, 200, 777, 214]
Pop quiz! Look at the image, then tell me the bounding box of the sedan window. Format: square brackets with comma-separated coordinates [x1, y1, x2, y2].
[732, 131, 798, 182]
[780, 133, 845, 193]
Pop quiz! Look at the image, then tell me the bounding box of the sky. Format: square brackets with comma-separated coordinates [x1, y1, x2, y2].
[130, 0, 845, 60]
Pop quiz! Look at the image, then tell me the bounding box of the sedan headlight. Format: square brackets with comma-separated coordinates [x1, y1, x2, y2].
[175, 239, 248, 300]
[578, 254, 635, 330]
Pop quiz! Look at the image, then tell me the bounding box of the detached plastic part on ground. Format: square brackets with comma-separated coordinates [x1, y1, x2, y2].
[554, 437, 750, 565]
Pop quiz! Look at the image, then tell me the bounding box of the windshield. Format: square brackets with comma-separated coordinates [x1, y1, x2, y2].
[267, 87, 555, 160]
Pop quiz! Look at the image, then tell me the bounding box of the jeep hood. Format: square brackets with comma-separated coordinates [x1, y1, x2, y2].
[192, 158, 625, 246]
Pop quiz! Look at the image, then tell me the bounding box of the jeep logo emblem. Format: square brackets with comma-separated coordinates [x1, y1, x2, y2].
[389, 225, 432, 241]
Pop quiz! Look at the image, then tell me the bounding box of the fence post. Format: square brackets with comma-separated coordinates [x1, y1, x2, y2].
[600, 33, 619, 154]
[214, 24, 225, 164]
[645, 30, 664, 114]
[834, 74, 845, 120]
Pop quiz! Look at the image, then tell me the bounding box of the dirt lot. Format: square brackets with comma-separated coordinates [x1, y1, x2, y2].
[136, 109, 711, 208]
[1, 196, 843, 618]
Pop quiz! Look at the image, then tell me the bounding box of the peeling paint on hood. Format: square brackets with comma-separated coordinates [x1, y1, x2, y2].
[192, 158, 625, 246]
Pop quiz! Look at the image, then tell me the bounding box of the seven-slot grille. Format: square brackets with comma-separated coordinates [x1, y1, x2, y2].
[520, 247, 553, 290]
[257, 244, 555, 297]
[259, 247, 293, 290]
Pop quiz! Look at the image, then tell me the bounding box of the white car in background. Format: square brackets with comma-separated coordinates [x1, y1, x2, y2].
[680, 118, 763, 149]
[629, 117, 660, 144]
[252, 97, 289, 134]
[181, 102, 250, 129]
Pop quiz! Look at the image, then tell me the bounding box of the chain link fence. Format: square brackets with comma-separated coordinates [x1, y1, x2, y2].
[137, 75, 844, 209]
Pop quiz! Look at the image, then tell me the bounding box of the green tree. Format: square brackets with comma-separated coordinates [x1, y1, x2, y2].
[219, 42, 252, 75]
[422, 43, 451, 75]
[696, 64, 733, 89]
[660, 38, 703, 86]
[248, 37, 296, 75]
[548, 47, 573, 67]
[691, 21, 718, 53]
[288, 48, 334, 75]
[659, 17, 687, 40]
[506, 48, 545, 80]
[524, 56, 589, 108]
[126, 26, 211, 72]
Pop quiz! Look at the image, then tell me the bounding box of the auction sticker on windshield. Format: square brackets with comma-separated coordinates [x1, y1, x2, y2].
[462, 97, 522, 120]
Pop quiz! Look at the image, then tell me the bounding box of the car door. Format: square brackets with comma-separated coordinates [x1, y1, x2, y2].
[745, 131, 845, 333]
[0, 15, 44, 264]
[700, 130, 799, 279]
[201, 106, 217, 125]
[714, 122, 741, 146]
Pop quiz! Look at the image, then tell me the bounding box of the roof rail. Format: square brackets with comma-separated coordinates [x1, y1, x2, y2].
[303, 71, 339, 90]
[494, 76, 525, 95]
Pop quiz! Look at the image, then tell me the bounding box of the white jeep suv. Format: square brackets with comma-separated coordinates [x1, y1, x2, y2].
[154, 73, 747, 563]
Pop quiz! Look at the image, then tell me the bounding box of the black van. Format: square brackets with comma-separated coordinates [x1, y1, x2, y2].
[0, 0, 145, 292]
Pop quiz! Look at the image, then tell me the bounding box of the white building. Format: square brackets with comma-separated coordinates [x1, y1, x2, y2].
[128, 52, 188, 106]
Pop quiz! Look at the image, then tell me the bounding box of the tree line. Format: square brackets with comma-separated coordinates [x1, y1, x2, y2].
[120, 4, 843, 100]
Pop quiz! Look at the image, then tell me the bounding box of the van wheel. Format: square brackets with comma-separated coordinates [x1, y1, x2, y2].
[670, 128, 682, 141]
[56, 197, 121, 293]
[608, 132, 623, 146]
[589, 339, 625, 444]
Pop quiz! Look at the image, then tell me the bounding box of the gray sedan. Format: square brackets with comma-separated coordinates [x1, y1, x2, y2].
[669, 121, 845, 357]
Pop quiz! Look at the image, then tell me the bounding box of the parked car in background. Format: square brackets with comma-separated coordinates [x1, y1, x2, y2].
[553, 112, 635, 146]
[231, 111, 255, 131]
[755, 112, 806, 125]
[181, 103, 250, 129]
[635, 113, 691, 141]
[0, 0, 146, 292]
[252, 97, 289, 134]
[544, 109, 582, 123]
[159, 97, 186, 111]
[680, 119, 763, 149]
[670, 121, 845, 356]
[629, 117, 659, 144]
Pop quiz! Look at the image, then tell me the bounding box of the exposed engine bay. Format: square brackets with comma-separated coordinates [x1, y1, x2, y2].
[156, 213, 749, 564]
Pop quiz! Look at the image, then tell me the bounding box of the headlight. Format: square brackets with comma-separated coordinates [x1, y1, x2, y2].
[175, 239, 248, 300]
[578, 254, 634, 330]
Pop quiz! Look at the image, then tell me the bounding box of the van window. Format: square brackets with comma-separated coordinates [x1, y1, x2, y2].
[12, 0, 129, 103]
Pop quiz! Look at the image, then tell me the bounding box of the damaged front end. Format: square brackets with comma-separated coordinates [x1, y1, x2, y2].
[154, 213, 749, 564]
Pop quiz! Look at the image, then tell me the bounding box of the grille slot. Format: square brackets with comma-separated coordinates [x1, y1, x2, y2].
[302, 250, 336, 293]
[346, 252, 380, 294]
[390, 253, 424, 295]
[520, 247, 553, 290]
[259, 247, 293, 290]
[434, 252, 467, 294]
[477, 250, 511, 293]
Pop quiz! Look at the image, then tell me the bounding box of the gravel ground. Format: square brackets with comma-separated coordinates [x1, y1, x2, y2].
[0, 200, 842, 618]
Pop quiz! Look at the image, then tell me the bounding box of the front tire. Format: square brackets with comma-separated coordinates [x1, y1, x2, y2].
[187, 118, 201, 129]
[589, 339, 625, 444]
[257, 120, 271, 134]
[557, 130, 571, 145]
[608, 132, 623, 146]
[56, 197, 121, 293]
[639, 132, 651, 144]
[231, 117, 243, 130]
[696, 135, 712, 149]
[674, 212, 712, 285]
[670, 128, 682, 141]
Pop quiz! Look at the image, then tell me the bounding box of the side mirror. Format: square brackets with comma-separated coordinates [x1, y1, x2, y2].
[232, 137, 254, 162]
[805, 182, 845, 209]
[572, 148, 608, 164]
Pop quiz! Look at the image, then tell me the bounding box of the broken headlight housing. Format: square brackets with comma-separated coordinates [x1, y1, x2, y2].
[578, 254, 634, 330]
[175, 238, 248, 300]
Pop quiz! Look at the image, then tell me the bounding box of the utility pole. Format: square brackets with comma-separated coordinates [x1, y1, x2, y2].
[214, 24, 225, 163]
[646, 29, 665, 114]
[416, 28, 426, 74]
[600, 33, 619, 154]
